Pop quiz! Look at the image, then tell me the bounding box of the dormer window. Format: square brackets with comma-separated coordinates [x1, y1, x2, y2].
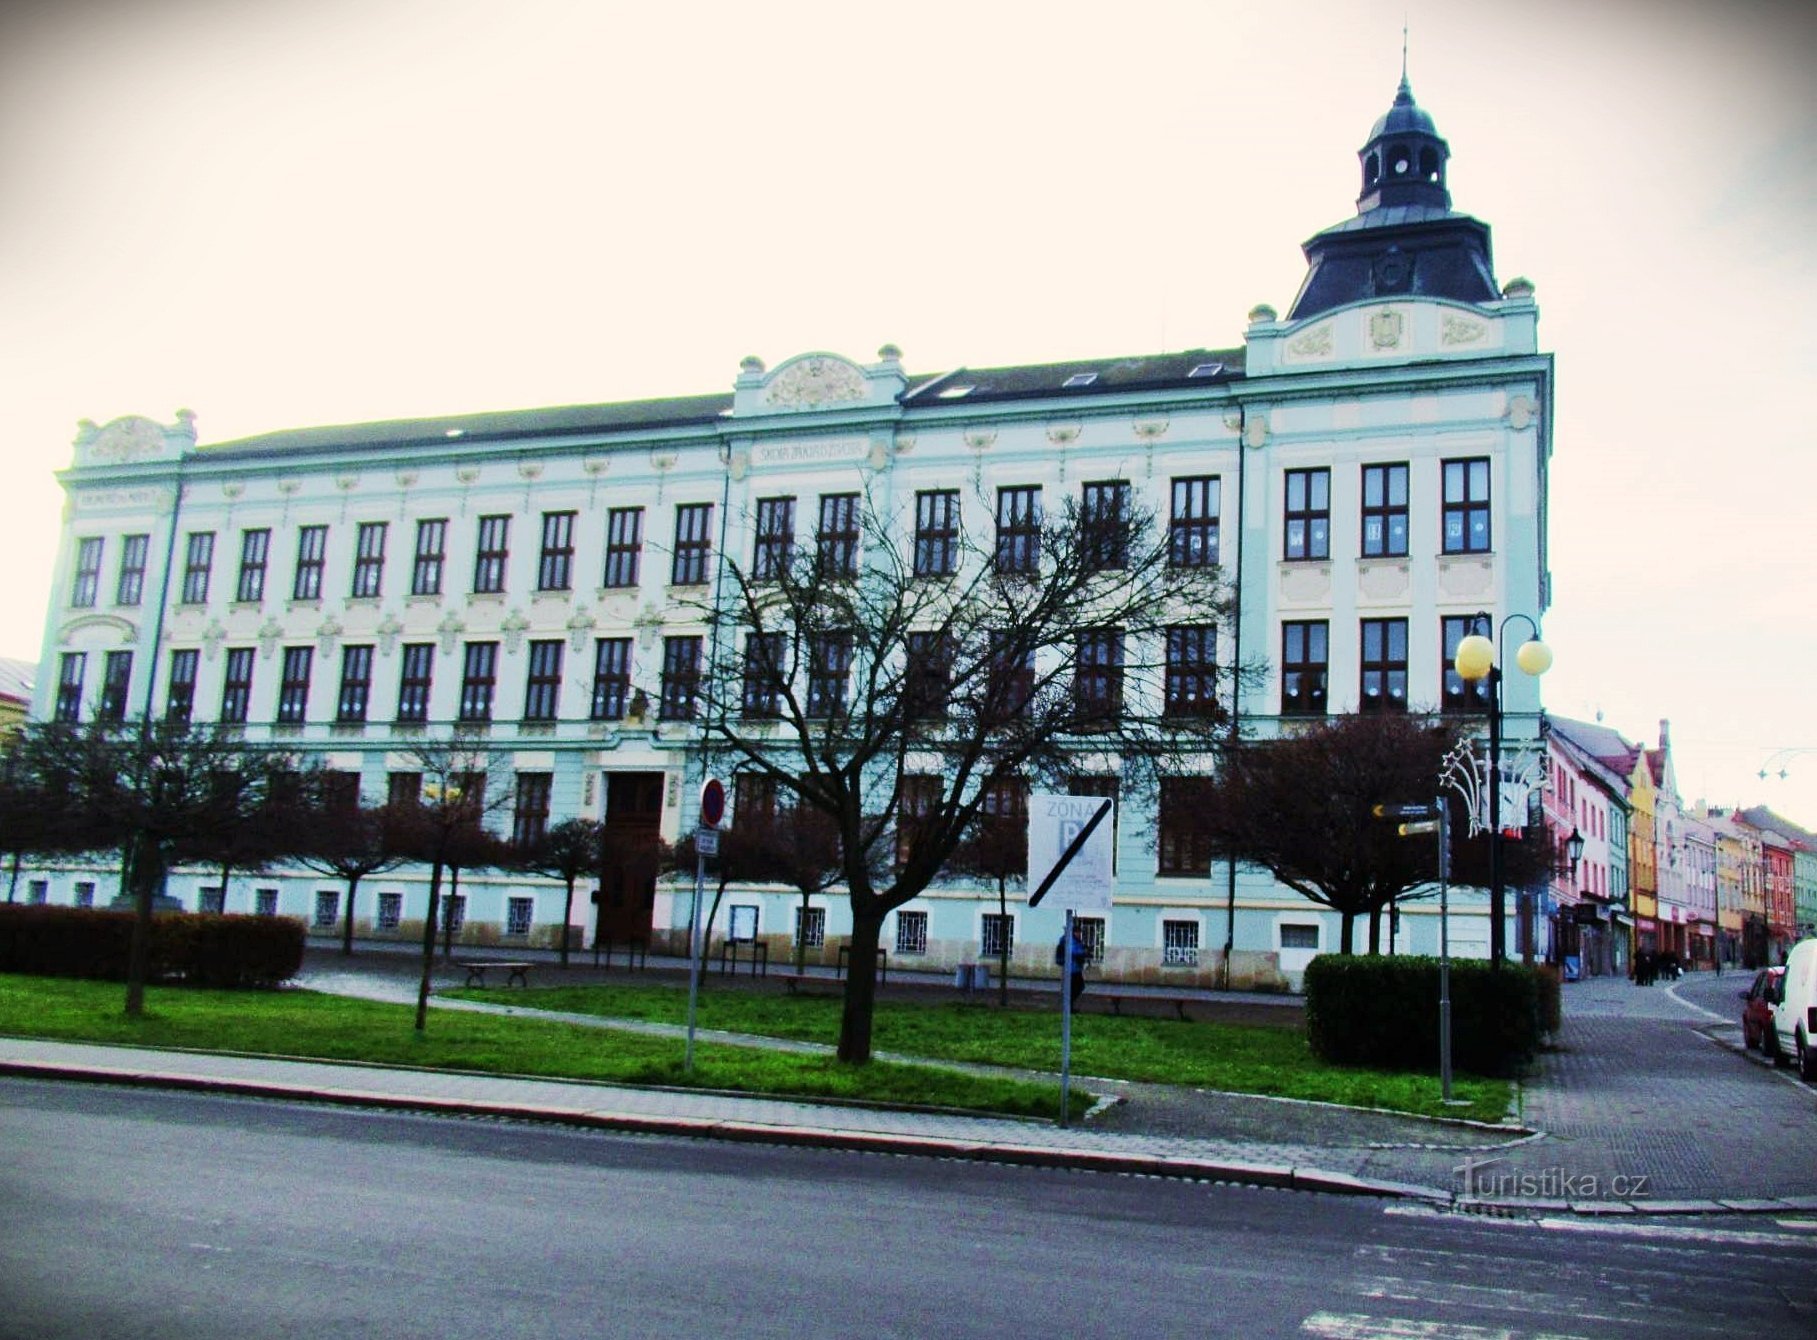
[1063, 372, 1097, 388]
[1188, 363, 1224, 378]
[937, 385, 974, 399]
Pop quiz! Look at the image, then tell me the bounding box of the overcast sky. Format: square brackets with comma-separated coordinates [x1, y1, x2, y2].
[2, 0, 1813, 824]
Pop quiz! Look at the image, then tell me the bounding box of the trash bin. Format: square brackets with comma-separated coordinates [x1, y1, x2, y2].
[954, 964, 977, 990]
[971, 963, 990, 990]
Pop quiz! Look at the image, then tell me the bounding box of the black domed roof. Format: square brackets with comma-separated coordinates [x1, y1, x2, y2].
[1368, 75, 1438, 140]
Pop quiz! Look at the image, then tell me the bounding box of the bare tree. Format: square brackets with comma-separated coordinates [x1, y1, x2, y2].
[677, 492, 1245, 1062]
[946, 782, 1027, 1006]
[517, 817, 604, 967]
[291, 782, 410, 956]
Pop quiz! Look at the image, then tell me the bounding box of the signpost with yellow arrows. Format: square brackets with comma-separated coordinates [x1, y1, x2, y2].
[1374, 798, 1462, 1104]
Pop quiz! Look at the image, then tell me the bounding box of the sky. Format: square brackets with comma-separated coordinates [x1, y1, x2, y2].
[1, 0, 1813, 824]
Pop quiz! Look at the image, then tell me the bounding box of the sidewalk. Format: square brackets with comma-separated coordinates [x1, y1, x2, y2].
[3, 956, 1813, 1218]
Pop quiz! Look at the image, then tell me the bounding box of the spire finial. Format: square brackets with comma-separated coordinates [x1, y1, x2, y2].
[1401, 17, 1408, 83]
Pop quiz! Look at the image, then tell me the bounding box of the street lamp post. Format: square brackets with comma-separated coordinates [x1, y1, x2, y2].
[1452, 612, 1553, 968]
[1566, 825, 1585, 973]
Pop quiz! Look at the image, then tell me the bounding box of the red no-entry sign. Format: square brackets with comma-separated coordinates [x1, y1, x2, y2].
[699, 778, 726, 828]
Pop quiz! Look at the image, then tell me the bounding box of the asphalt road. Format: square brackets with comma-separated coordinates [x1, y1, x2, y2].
[1, 1079, 1811, 1338]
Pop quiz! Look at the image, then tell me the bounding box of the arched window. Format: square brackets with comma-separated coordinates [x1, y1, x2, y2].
[1390, 143, 1411, 176]
[1364, 152, 1380, 188]
[1420, 147, 1440, 182]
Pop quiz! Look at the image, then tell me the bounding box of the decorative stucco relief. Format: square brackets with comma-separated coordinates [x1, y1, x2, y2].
[1357, 561, 1412, 601]
[1441, 313, 1489, 346]
[1437, 557, 1493, 598]
[1279, 563, 1332, 604]
[764, 356, 867, 410]
[1287, 324, 1334, 359]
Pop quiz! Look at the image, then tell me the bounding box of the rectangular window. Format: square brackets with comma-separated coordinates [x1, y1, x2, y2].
[816, 493, 860, 578]
[671, 503, 713, 586]
[181, 531, 215, 604]
[1169, 476, 1220, 568]
[1441, 616, 1492, 714]
[166, 648, 199, 723]
[981, 913, 1014, 959]
[199, 886, 225, 915]
[913, 490, 960, 577]
[473, 515, 510, 593]
[904, 630, 952, 718]
[806, 631, 852, 718]
[1361, 463, 1410, 558]
[459, 642, 498, 722]
[742, 632, 789, 719]
[1162, 918, 1201, 966]
[74, 881, 96, 909]
[98, 650, 132, 722]
[795, 906, 826, 949]
[897, 774, 940, 867]
[1442, 458, 1492, 554]
[752, 497, 796, 581]
[1164, 625, 1220, 718]
[1069, 775, 1120, 875]
[293, 525, 327, 600]
[1080, 480, 1130, 571]
[277, 646, 313, 724]
[236, 529, 270, 603]
[659, 636, 702, 719]
[1158, 777, 1216, 876]
[314, 890, 339, 929]
[220, 648, 254, 724]
[590, 638, 632, 721]
[72, 537, 103, 607]
[604, 507, 643, 588]
[987, 634, 1035, 719]
[895, 909, 928, 956]
[396, 643, 434, 723]
[513, 772, 552, 847]
[507, 896, 535, 937]
[1074, 916, 1105, 964]
[735, 772, 779, 829]
[26, 879, 47, 905]
[1281, 620, 1329, 716]
[412, 519, 447, 596]
[337, 644, 374, 722]
[1284, 468, 1330, 560]
[387, 772, 423, 808]
[523, 640, 563, 721]
[443, 894, 466, 936]
[377, 891, 403, 930]
[1359, 618, 1409, 713]
[1074, 627, 1124, 721]
[116, 534, 148, 606]
[54, 652, 85, 723]
[321, 770, 360, 813]
[1280, 923, 1320, 950]
[995, 486, 1041, 574]
[537, 511, 575, 591]
[351, 521, 387, 598]
[254, 888, 279, 916]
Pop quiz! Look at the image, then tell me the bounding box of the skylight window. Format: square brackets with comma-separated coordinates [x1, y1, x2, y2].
[937, 385, 975, 399]
[445, 428, 465, 437]
[1188, 362, 1225, 378]
[1063, 372, 1098, 388]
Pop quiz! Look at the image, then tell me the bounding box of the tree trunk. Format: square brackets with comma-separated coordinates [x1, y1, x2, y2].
[123, 834, 164, 1018]
[795, 891, 809, 975]
[7, 851, 20, 903]
[996, 875, 1010, 1007]
[559, 876, 574, 968]
[441, 865, 460, 962]
[340, 874, 362, 956]
[219, 860, 232, 914]
[415, 860, 444, 1032]
[1366, 908, 1381, 955]
[1338, 911, 1355, 955]
[697, 873, 729, 976]
[837, 904, 886, 1064]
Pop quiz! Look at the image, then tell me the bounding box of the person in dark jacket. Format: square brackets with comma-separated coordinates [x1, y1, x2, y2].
[1055, 925, 1090, 1007]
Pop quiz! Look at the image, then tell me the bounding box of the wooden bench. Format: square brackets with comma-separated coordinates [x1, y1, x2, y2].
[1096, 992, 1199, 1021]
[458, 960, 534, 989]
[776, 971, 836, 995]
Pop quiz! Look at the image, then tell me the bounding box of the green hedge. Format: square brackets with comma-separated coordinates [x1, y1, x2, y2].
[1303, 953, 1551, 1077]
[0, 905, 304, 988]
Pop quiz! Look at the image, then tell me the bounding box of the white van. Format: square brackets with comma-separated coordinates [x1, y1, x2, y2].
[1768, 938, 1817, 1081]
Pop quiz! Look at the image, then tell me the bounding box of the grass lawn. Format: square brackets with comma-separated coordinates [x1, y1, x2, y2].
[0, 974, 1084, 1120]
[453, 981, 1514, 1124]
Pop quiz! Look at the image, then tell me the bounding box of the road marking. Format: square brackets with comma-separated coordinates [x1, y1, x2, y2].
[1532, 1217, 1817, 1249]
[1300, 1312, 1590, 1339]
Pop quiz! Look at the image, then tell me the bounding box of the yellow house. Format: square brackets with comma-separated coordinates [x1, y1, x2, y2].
[1627, 754, 1658, 959]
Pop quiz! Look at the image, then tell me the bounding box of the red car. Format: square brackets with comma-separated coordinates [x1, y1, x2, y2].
[1741, 966, 1784, 1051]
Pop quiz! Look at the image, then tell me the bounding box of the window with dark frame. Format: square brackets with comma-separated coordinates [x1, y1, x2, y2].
[166, 648, 199, 723]
[1442, 457, 1492, 553]
[1068, 775, 1120, 874]
[53, 654, 83, 722]
[1359, 617, 1409, 713]
[458, 641, 499, 722]
[396, 643, 434, 723]
[806, 631, 852, 718]
[351, 522, 387, 598]
[995, 486, 1041, 574]
[387, 771, 423, 808]
[71, 537, 103, 608]
[897, 775, 941, 867]
[98, 651, 131, 722]
[981, 912, 1015, 959]
[1074, 627, 1124, 721]
[752, 497, 796, 581]
[913, 490, 959, 577]
[1080, 480, 1130, 571]
[1163, 919, 1201, 966]
[293, 526, 327, 600]
[1281, 620, 1329, 715]
[590, 637, 632, 720]
[220, 648, 254, 724]
[181, 531, 215, 604]
[1441, 615, 1492, 714]
[735, 772, 780, 828]
[412, 519, 447, 596]
[895, 909, 929, 955]
[659, 635, 702, 719]
[473, 515, 510, 593]
[1158, 776, 1216, 875]
[604, 507, 643, 588]
[337, 644, 374, 722]
[277, 646, 313, 724]
[537, 511, 575, 591]
[1169, 476, 1220, 568]
[986, 633, 1035, 718]
[795, 906, 826, 949]
[1164, 624, 1220, 718]
[816, 493, 860, 578]
[671, 503, 713, 586]
[1361, 463, 1410, 558]
[903, 630, 952, 718]
[523, 639, 563, 721]
[116, 533, 148, 606]
[742, 632, 789, 718]
[235, 529, 270, 603]
[512, 772, 553, 847]
[1284, 468, 1331, 560]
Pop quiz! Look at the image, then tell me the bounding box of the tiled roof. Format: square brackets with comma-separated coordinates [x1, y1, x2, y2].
[0, 657, 33, 705]
[903, 348, 1245, 406]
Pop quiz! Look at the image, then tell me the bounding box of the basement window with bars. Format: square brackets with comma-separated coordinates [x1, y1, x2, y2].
[377, 892, 402, 930]
[895, 910, 928, 956]
[1162, 919, 1200, 967]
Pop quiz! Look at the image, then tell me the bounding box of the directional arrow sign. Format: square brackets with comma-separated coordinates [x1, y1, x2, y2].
[1372, 802, 1438, 821]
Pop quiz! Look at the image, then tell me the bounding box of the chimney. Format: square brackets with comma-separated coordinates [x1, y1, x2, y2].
[1659, 718, 1671, 750]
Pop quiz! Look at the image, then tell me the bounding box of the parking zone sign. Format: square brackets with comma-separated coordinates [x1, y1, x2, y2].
[1027, 794, 1115, 912]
